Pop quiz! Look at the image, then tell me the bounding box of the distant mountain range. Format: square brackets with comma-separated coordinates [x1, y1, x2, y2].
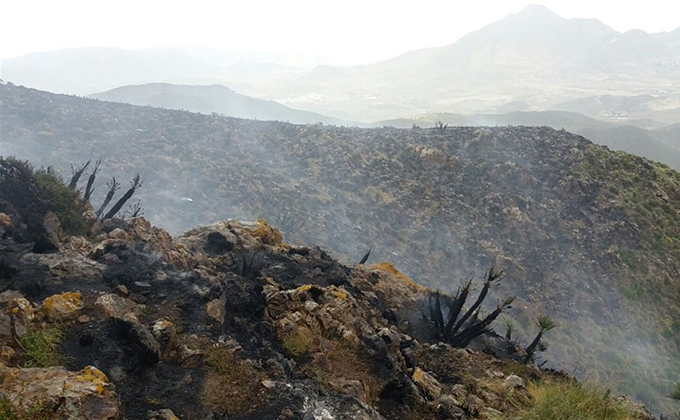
[89, 83, 355, 126]
[3, 5, 680, 124]
[0, 47, 322, 96]
[257, 4, 680, 122]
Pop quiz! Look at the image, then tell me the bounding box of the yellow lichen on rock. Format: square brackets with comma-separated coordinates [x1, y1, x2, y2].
[0, 212, 12, 228]
[7, 298, 33, 319]
[74, 365, 110, 395]
[369, 262, 423, 290]
[247, 219, 283, 246]
[39, 291, 83, 320]
[412, 367, 442, 400]
[328, 289, 347, 301]
[0, 364, 119, 419]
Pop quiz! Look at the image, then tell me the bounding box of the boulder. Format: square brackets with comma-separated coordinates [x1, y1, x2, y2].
[22, 251, 106, 282]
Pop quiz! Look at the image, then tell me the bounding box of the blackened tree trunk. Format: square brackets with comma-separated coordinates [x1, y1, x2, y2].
[104, 175, 142, 219]
[68, 160, 90, 189]
[83, 160, 101, 202]
[97, 177, 120, 217]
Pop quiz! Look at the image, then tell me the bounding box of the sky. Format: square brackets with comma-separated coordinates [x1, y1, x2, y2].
[2, 0, 680, 65]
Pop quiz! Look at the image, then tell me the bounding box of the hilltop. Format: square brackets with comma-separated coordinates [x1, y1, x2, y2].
[375, 111, 680, 170]
[88, 83, 354, 126]
[2, 83, 680, 414]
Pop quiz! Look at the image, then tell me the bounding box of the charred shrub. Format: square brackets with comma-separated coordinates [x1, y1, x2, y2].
[203, 232, 234, 256]
[0, 259, 18, 280]
[422, 267, 515, 348]
[101, 244, 161, 290]
[233, 250, 265, 280]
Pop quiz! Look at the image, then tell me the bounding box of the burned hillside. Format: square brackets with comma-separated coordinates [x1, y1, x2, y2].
[0, 163, 657, 419]
[2, 82, 680, 412]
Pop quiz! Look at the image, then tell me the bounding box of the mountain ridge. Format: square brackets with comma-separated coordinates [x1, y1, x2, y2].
[88, 83, 357, 126]
[4, 6, 680, 123]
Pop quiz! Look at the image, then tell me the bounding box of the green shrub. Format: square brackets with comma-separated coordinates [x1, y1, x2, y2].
[0, 157, 93, 238]
[34, 169, 91, 236]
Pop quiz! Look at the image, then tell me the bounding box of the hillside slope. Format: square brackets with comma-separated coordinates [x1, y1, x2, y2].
[376, 111, 680, 170]
[88, 83, 354, 126]
[1, 83, 680, 413]
[0, 164, 656, 419]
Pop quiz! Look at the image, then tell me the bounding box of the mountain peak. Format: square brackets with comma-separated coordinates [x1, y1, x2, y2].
[513, 4, 564, 21]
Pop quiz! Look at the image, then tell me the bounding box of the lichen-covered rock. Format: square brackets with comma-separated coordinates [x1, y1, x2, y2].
[412, 367, 442, 400]
[6, 297, 33, 338]
[267, 283, 380, 356]
[94, 293, 144, 321]
[0, 212, 12, 228]
[0, 364, 119, 419]
[92, 217, 195, 270]
[151, 318, 177, 351]
[0, 290, 24, 305]
[62, 235, 97, 256]
[246, 219, 282, 246]
[39, 291, 83, 320]
[413, 144, 448, 167]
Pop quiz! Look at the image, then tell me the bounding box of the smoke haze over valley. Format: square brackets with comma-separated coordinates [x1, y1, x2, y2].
[3, 2, 680, 418]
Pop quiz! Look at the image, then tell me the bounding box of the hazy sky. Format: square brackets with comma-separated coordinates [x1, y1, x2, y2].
[2, 0, 679, 64]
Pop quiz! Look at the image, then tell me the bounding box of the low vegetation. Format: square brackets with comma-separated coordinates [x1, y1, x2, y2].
[17, 325, 65, 368]
[0, 157, 92, 238]
[0, 396, 63, 420]
[509, 380, 635, 420]
[201, 346, 264, 418]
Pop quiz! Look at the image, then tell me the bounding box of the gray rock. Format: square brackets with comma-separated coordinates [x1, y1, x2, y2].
[504, 374, 525, 389]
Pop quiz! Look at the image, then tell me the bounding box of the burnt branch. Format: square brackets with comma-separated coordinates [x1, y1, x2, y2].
[359, 248, 372, 265]
[68, 160, 91, 189]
